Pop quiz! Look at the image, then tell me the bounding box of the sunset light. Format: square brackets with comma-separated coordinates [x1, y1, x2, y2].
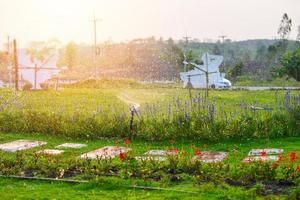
[1, 0, 300, 199]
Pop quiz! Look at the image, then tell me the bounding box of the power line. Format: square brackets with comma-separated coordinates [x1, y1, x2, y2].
[182, 33, 191, 47]
[13, 39, 19, 91]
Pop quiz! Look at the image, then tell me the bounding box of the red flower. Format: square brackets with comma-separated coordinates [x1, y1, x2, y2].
[195, 148, 201, 156]
[260, 150, 267, 157]
[124, 138, 131, 146]
[278, 154, 284, 162]
[119, 152, 126, 161]
[289, 152, 297, 162]
[296, 165, 300, 172]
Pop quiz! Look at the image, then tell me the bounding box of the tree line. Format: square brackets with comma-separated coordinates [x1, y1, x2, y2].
[0, 13, 300, 84]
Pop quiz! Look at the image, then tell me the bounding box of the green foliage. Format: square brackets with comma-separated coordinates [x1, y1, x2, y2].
[279, 48, 300, 81]
[61, 42, 78, 70]
[227, 61, 244, 83]
[0, 86, 299, 142]
[0, 52, 9, 82]
[25, 39, 59, 64]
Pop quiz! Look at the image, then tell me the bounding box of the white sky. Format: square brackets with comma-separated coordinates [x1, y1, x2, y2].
[1, 0, 300, 48]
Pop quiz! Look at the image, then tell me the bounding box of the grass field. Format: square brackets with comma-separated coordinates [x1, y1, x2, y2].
[1, 132, 300, 199]
[0, 81, 300, 199]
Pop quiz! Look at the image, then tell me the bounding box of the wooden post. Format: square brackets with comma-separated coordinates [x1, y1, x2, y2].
[13, 39, 19, 91]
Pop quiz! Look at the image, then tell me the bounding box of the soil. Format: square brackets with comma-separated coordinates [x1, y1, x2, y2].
[224, 178, 295, 196]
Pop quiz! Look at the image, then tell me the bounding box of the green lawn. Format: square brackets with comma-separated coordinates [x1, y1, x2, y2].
[1, 87, 292, 113]
[0, 177, 255, 200]
[0, 132, 300, 199]
[0, 84, 300, 199]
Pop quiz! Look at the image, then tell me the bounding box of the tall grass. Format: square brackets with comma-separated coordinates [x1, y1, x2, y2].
[0, 88, 299, 141]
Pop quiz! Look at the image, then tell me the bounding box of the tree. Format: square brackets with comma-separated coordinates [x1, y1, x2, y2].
[26, 39, 59, 64]
[0, 52, 9, 82]
[297, 25, 300, 42]
[228, 61, 244, 83]
[212, 44, 221, 55]
[64, 42, 77, 70]
[278, 13, 292, 40]
[279, 48, 300, 81]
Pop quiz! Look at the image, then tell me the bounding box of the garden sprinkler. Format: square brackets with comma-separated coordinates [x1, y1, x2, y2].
[187, 75, 193, 106]
[129, 104, 140, 135]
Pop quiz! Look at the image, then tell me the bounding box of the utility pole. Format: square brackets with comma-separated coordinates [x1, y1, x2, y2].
[182, 33, 191, 72]
[219, 35, 227, 56]
[7, 36, 13, 87]
[90, 14, 101, 78]
[13, 39, 19, 91]
[219, 35, 227, 43]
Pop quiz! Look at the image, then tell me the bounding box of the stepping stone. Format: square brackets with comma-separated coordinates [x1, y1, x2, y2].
[80, 146, 131, 160]
[136, 149, 180, 161]
[193, 151, 228, 163]
[0, 140, 47, 152]
[248, 149, 283, 156]
[243, 155, 279, 163]
[56, 143, 87, 149]
[38, 149, 64, 155]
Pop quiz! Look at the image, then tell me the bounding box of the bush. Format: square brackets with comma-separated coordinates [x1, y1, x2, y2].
[22, 82, 33, 91]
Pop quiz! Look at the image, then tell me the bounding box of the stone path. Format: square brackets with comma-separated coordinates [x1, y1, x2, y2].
[37, 149, 64, 155]
[80, 146, 131, 159]
[136, 149, 180, 161]
[0, 140, 289, 164]
[248, 149, 283, 156]
[244, 148, 283, 163]
[193, 151, 228, 163]
[0, 140, 47, 152]
[56, 143, 87, 149]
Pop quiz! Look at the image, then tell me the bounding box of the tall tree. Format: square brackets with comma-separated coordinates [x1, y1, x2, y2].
[278, 13, 292, 40]
[64, 42, 77, 70]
